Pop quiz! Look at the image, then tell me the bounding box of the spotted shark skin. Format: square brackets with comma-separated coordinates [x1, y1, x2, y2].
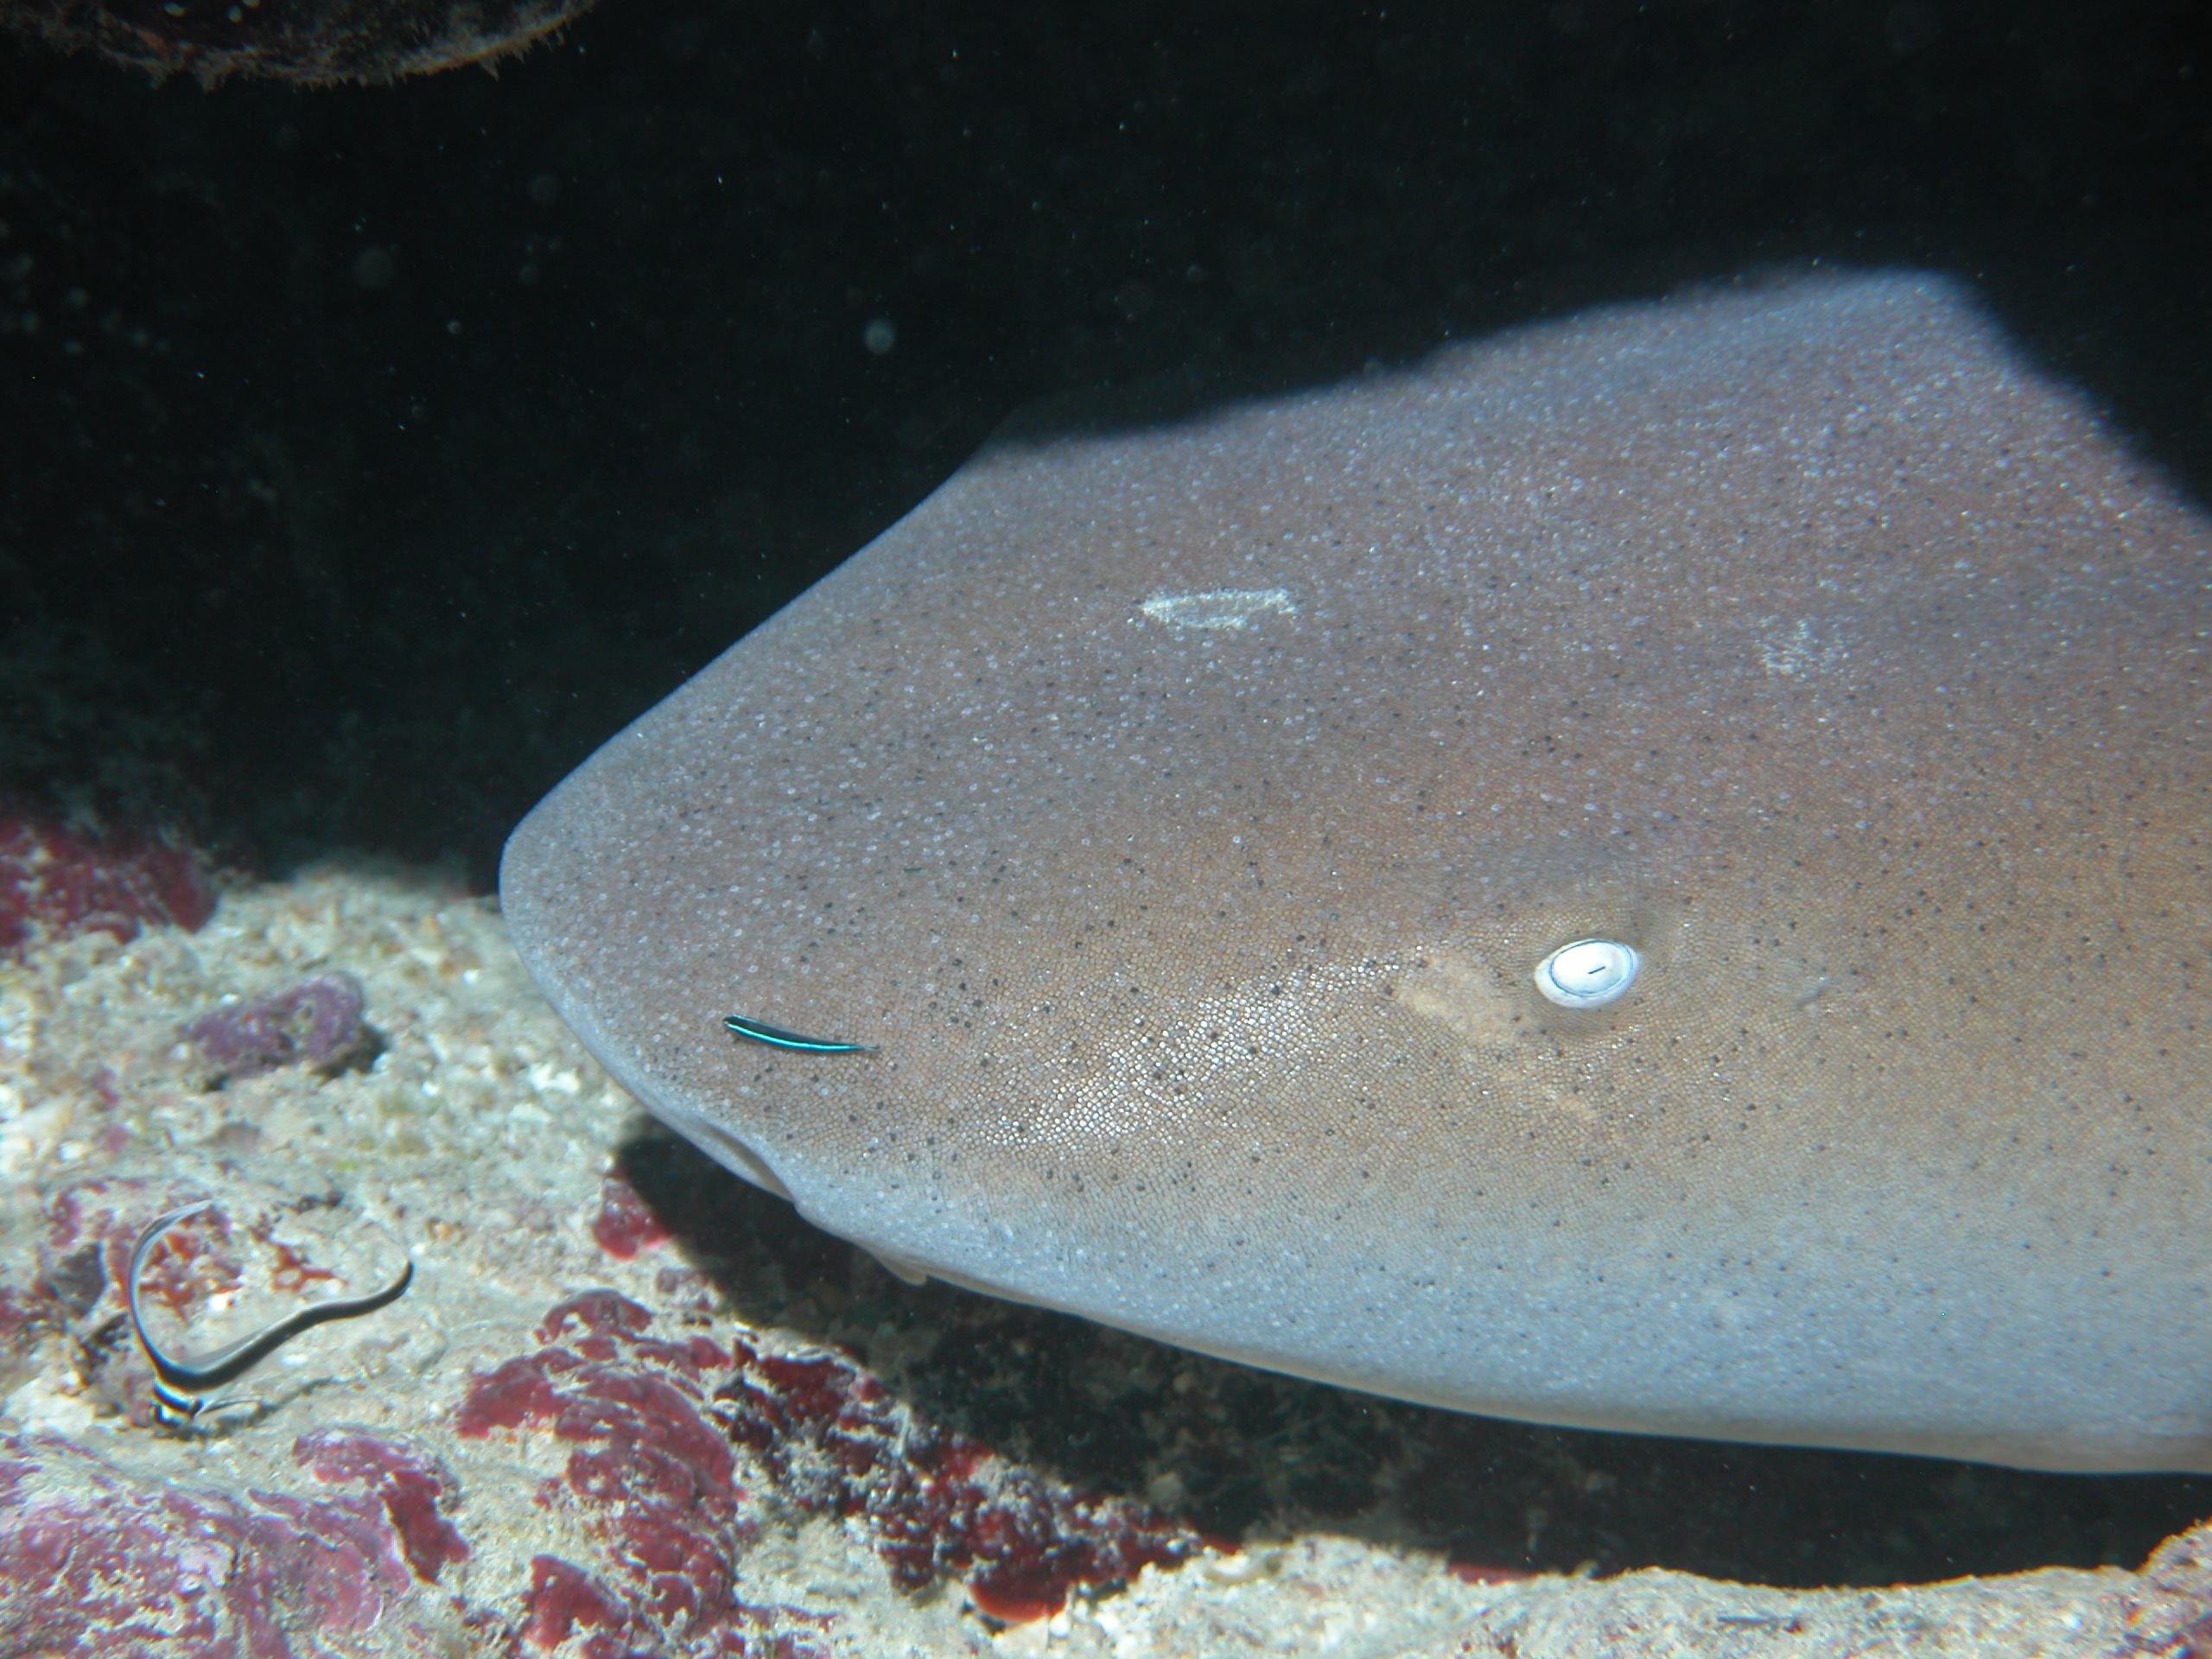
[502, 270, 2212, 1472]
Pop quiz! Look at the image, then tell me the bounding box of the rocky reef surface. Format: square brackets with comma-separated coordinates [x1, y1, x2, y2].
[3, 851, 2209, 1658]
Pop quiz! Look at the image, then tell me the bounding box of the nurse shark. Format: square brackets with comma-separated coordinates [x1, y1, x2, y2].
[502, 270, 2212, 1472]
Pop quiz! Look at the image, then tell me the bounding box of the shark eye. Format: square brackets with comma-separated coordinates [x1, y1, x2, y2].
[1535, 938, 1640, 1008]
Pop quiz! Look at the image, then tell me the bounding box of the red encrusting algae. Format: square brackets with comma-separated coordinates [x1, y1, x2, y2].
[38, 1179, 244, 1329]
[0, 1430, 467, 1657]
[296, 1427, 471, 1584]
[0, 806, 213, 955]
[589, 1173, 673, 1262]
[457, 1291, 803, 1657]
[520, 1554, 630, 1650]
[183, 971, 372, 1080]
[458, 1290, 1205, 1634]
[719, 1337, 1202, 1622]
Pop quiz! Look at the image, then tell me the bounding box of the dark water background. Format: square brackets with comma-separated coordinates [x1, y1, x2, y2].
[3, 0, 2209, 1591]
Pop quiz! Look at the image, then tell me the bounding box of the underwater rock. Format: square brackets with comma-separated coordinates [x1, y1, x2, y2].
[0, 807, 212, 957]
[456, 1289, 1202, 1630]
[183, 971, 373, 1084]
[0, 0, 597, 86]
[0, 1430, 470, 1658]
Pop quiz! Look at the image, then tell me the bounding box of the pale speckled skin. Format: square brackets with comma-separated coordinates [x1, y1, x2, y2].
[501, 271, 2212, 1471]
